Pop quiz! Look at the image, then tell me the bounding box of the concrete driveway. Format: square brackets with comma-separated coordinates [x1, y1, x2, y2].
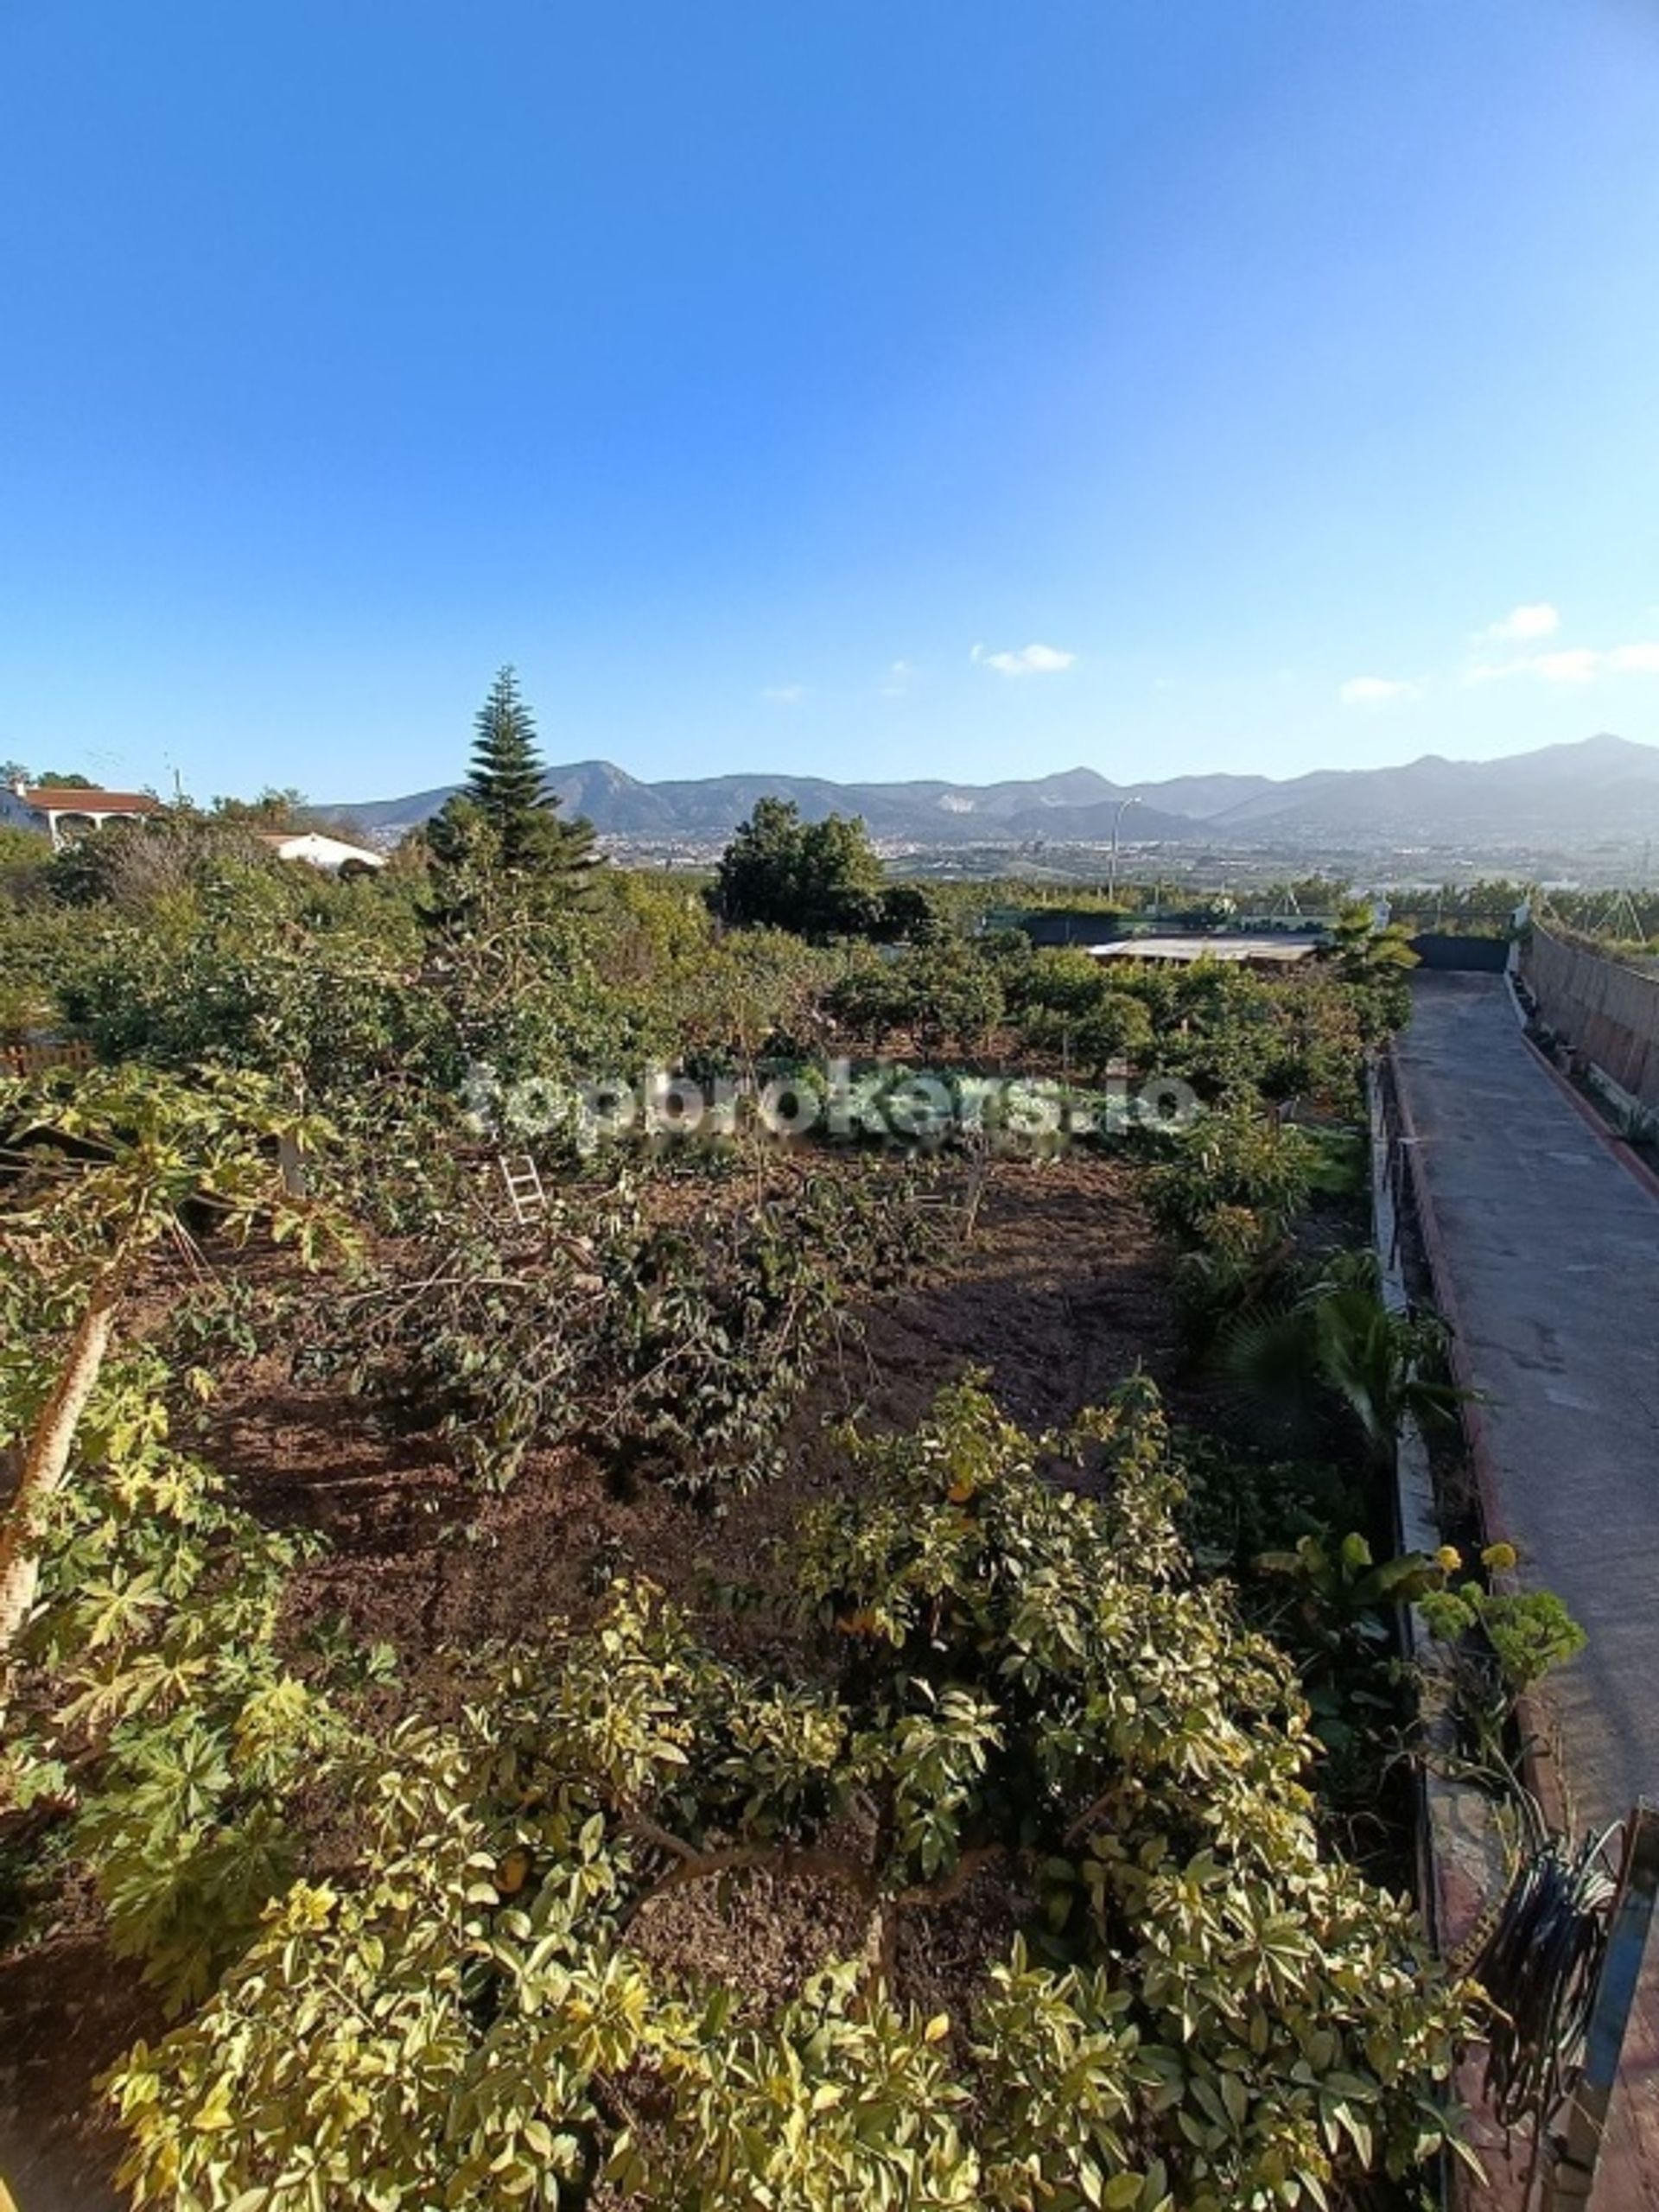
[1395, 972, 1659, 1827]
[1396, 970, 1659, 2207]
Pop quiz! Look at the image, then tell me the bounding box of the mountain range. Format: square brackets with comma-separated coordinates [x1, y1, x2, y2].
[333, 733, 1659, 855]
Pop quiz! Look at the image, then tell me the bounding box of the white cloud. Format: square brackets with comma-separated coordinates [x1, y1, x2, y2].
[1465, 639, 1659, 686]
[1339, 676, 1419, 708]
[971, 640, 1077, 677]
[880, 658, 918, 696]
[1529, 648, 1600, 685]
[760, 684, 804, 704]
[1465, 653, 1565, 684]
[1477, 601, 1560, 645]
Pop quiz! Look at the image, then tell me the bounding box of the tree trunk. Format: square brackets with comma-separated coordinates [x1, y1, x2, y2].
[277, 1128, 308, 1199]
[0, 1268, 124, 1661]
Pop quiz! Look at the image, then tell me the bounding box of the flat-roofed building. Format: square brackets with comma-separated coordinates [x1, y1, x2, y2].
[1087, 933, 1324, 969]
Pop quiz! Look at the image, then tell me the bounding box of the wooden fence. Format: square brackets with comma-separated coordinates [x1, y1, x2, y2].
[1522, 924, 1659, 1114]
[0, 1037, 93, 1079]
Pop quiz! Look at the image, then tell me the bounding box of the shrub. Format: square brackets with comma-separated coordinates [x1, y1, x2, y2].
[303, 1163, 951, 1496]
[1143, 1103, 1317, 1245]
[3, 1347, 361, 2011]
[109, 1380, 1473, 2209]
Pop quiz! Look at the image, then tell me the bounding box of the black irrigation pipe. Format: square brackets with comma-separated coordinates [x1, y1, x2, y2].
[1467, 1818, 1621, 2199]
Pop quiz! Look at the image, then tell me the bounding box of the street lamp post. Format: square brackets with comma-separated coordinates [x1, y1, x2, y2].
[1108, 795, 1141, 905]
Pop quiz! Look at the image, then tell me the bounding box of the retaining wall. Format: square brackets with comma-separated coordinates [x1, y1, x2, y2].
[1522, 924, 1659, 1115]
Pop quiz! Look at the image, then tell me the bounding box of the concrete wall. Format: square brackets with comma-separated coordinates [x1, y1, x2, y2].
[1522, 922, 1659, 1113]
[1408, 931, 1510, 973]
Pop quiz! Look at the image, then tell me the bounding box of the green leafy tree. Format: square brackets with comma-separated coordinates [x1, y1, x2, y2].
[652, 924, 843, 1071]
[827, 941, 1003, 1056]
[1008, 951, 1154, 1076]
[899, 939, 1005, 1054]
[46, 810, 275, 912]
[709, 797, 798, 929]
[874, 880, 947, 945]
[0, 825, 53, 920]
[1010, 946, 1111, 1024]
[1073, 988, 1154, 1080]
[210, 786, 308, 828]
[710, 798, 883, 941]
[827, 945, 912, 1052]
[3, 1343, 351, 2007]
[1143, 1102, 1317, 1246]
[4, 766, 96, 789]
[60, 875, 440, 1125]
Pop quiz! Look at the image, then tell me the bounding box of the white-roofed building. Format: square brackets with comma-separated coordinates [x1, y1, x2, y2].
[258, 830, 386, 874]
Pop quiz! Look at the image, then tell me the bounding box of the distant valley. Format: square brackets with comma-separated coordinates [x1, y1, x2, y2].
[331, 732, 1659, 880]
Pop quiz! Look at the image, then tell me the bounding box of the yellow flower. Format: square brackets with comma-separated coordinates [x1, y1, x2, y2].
[1481, 1541, 1518, 1573]
[1434, 1545, 1462, 1573]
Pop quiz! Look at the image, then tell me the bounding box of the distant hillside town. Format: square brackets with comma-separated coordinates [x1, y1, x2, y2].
[327, 732, 1659, 884]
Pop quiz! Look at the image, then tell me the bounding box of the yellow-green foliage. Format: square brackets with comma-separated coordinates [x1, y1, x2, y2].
[110, 1381, 1472, 2211]
[3, 1344, 350, 2008]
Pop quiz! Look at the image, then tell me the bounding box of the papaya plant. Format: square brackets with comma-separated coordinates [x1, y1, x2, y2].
[3, 1346, 358, 2008]
[0, 1064, 343, 1659]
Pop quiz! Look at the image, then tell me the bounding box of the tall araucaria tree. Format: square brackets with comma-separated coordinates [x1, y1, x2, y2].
[427, 666, 598, 889]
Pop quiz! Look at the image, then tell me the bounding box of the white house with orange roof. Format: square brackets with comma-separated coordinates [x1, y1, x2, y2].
[1, 779, 162, 849]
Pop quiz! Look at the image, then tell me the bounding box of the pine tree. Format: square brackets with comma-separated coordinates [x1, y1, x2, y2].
[464, 667, 545, 850]
[426, 667, 598, 893]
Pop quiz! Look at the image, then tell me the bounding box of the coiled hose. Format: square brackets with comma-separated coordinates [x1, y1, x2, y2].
[1469, 1823, 1619, 2136]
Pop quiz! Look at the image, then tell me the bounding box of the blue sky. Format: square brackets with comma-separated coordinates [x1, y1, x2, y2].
[3, 2, 1658, 804]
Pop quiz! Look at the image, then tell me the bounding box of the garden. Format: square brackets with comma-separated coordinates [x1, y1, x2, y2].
[0, 683, 1573, 2209]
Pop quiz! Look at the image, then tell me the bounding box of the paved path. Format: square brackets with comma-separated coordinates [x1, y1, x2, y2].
[1395, 971, 1659, 2206]
[1396, 973, 1659, 1824]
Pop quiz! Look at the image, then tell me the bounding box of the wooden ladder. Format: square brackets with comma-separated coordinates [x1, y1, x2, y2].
[498, 1152, 547, 1228]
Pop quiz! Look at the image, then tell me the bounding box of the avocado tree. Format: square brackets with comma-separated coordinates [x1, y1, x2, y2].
[709, 798, 884, 941]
